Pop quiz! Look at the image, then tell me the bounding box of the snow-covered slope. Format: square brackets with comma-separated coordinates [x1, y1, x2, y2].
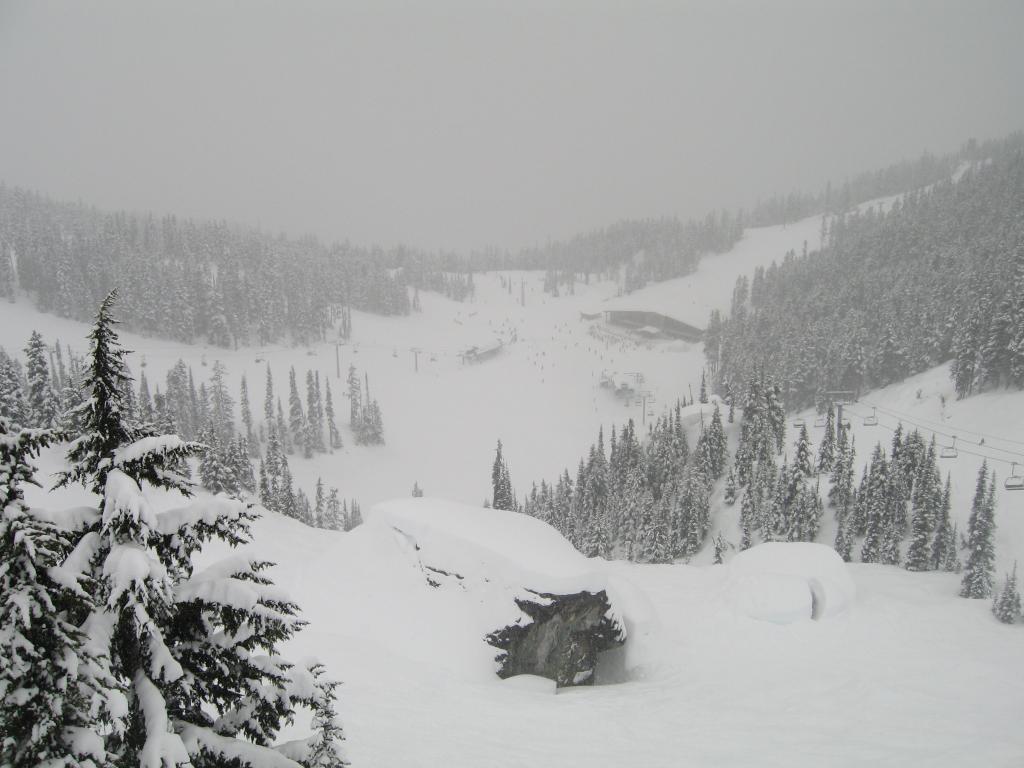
[781, 365, 1024, 576]
[0, 205, 823, 511]
[175, 500, 1024, 766]
[7, 181, 1024, 765]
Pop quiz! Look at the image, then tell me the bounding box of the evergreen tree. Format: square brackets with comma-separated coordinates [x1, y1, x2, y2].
[0, 349, 29, 426]
[314, 477, 326, 528]
[961, 463, 997, 598]
[288, 366, 305, 450]
[198, 433, 240, 495]
[412, 481, 424, 497]
[240, 373, 254, 447]
[739, 487, 754, 550]
[322, 488, 342, 531]
[24, 330, 60, 427]
[723, 465, 737, 506]
[817, 406, 835, 473]
[491, 440, 515, 511]
[207, 359, 235, 444]
[992, 563, 1021, 624]
[137, 369, 153, 424]
[264, 363, 275, 437]
[930, 474, 958, 571]
[54, 292, 345, 764]
[0, 417, 116, 768]
[57, 291, 198, 496]
[346, 364, 361, 429]
[325, 379, 342, 450]
[310, 371, 326, 452]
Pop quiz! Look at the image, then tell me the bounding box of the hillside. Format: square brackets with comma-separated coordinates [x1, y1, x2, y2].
[5, 178, 1024, 768]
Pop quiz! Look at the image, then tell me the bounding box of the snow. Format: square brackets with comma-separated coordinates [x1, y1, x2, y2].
[154, 494, 247, 535]
[134, 671, 191, 768]
[103, 543, 166, 602]
[372, 497, 607, 593]
[601, 211, 827, 327]
[113, 435, 191, 465]
[726, 543, 856, 622]
[4, 176, 1024, 765]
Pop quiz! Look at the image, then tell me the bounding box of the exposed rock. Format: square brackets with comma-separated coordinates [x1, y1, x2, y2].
[486, 589, 625, 687]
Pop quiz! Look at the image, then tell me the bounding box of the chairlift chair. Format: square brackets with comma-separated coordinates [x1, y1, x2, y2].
[939, 436, 958, 459]
[863, 407, 878, 426]
[1006, 463, 1024, 491]
[814, 415, 827, 428]
[792, 417, 806, 429]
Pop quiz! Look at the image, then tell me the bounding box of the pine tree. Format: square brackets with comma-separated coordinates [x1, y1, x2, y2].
[310, 370, 326, 452]
[57, 291, 198, 496]
[325, 379, 342, 450]
[207, 360, 235, 444]
[699, 369, 708, 404]
[199, 434, 235, 495]
[961, 463, 997, 598]
[723, 465, 737, 506]
[491, 440, 515, 511]
[930, 474, 957, 571]
[412, 481, 424, 497]
[264, 362, 275, 438]
[739, 487, 754, 550]
[0, 348, 29, 426]
[0, 417, 116, 768]
[289, 366, 305, 451]
[992, 563, 1021, 624]
[137, 369, 153, 424]
[323, 488, 343, 531]
[240, 373, 254, 447]
[314, 477, 326, 528]
[817, 406, 835, 473]
[53, 291, 345, 764]
[24, 330, 60, 427]
[346, 364, 361, 429]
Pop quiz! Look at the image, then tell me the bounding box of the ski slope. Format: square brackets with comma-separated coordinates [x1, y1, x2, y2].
[5, 187, 1024, 766]
[0, 205, 828, 511]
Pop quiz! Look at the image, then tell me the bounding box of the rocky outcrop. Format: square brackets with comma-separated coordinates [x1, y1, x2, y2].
[486, 589, 625, 687]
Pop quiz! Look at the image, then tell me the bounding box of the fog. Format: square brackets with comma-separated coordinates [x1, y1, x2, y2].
[1, 0, 1022, 252]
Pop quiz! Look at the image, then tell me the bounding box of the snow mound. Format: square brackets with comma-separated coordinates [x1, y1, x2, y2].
[370, 497, 608, 595]
[725, 542, 855, 622]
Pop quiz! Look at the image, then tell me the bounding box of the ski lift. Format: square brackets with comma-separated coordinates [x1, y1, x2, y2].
[863, 406, 878, 426]
[792, 417, 806, 429]
[1006, 463, 1024, 491]
[839, 418, 851, 429]
[939, 436, 958, 459]
[814, 414, 827, 428]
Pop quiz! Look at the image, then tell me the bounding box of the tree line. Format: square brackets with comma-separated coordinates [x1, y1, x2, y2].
[0, 330, 385, 533]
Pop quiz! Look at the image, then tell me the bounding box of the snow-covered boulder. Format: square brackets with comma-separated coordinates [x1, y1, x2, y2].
[369, 498, 626, 686]
[725, 542, 855, 623]
[486, 589, 624, 687]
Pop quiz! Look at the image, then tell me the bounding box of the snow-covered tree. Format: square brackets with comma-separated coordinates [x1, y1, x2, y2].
[324, 379, 342, 451]
[24, 330, 60, 427]
[53, 291, 345, 766]
[993, 563, 1021, 624]
[961, 463, 997, 599]
[491, 440, 516, 511]
[0, 417, 118, 768]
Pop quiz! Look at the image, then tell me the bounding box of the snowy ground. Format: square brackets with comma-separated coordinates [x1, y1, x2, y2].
[6, 194, 1024, 766]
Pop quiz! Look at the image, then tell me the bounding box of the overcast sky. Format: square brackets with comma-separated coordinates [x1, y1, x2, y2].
[1, 0, 1022, 252]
